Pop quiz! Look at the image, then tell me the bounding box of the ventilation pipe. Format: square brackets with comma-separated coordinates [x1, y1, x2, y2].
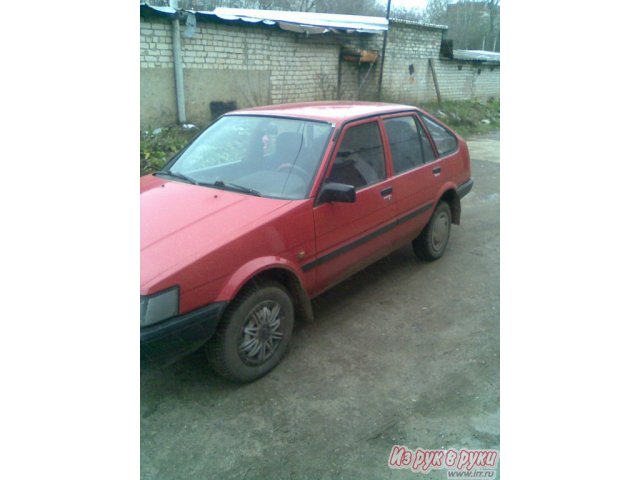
[170, 2, 187, 124]
[377, 0, 392, 101]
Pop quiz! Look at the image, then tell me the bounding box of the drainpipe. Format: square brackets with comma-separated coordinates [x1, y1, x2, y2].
[377, 0, 392, 101]
[171, 14, 187, 124]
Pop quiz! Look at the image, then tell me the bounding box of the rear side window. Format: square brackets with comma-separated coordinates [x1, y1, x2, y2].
[384, 115, 434, 174]
[327, 122, 385, 189]
[420, 114, 458, 156]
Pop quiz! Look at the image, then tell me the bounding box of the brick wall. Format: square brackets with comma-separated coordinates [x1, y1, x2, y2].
[141, 16, 356, 125]
[469, 63, 500, 100]
[380, 21, 442, 104]
[380, 21, 500, 104]
[140, 15, 499, 127]
[179, 22, 342, 103]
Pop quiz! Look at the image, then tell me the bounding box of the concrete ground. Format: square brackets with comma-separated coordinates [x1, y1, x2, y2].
[141, 130, 500, 479]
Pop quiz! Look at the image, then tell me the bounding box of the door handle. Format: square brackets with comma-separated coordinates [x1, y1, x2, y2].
[432, 167, 442, 176]
[380, 187, 393, 197]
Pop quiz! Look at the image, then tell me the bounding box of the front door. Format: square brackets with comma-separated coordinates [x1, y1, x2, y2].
[309, 119, 398, 294]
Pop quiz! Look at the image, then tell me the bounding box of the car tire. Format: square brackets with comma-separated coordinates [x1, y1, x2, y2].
[205, 280, 294, 383]
[412, 201, 452, 261]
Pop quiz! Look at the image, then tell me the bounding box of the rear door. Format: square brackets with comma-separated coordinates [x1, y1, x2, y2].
[380, 113, 441, 246]
[309, 118, 398, 293]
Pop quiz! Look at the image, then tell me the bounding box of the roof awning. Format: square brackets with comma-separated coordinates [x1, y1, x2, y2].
[140, 3, 388, 35]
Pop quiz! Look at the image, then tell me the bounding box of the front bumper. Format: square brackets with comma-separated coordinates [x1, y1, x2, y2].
[140, 301, 227, 367]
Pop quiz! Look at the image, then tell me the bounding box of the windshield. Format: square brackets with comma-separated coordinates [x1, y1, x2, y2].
[162, 115, 333, 200]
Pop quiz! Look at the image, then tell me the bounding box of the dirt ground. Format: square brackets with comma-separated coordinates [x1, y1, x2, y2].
[140, 130, 500, 479]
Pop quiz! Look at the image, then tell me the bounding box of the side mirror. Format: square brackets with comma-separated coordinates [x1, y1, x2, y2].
[318, 182, 356, 204]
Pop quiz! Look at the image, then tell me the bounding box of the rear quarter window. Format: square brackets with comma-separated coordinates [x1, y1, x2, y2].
[420, 114, 458, 156]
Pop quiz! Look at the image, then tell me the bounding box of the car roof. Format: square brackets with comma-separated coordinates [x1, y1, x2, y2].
[230, 101, 419, 124]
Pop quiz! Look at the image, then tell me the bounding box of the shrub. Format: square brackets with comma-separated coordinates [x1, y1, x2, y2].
[140, 127, 199, 176]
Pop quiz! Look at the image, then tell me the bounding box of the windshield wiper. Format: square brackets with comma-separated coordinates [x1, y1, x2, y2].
[155, 170, 199, 185]
[155, 172, 261, 196]
[207, 180, 262, 197]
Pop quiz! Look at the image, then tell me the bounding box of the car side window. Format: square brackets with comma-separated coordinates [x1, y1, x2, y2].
[383, 116, 429, 174]
[420, 114, 458, 156]
[327, 122, 385, 189]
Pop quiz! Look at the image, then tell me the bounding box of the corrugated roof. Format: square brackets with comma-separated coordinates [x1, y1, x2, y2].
[452, 49, 500, 63]
[389, 17, 448, 30]
[140, 3, 388, 35]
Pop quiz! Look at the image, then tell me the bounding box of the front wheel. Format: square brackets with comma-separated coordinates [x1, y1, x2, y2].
[205, 281, 294, 383]
[412, 202, 452, 261]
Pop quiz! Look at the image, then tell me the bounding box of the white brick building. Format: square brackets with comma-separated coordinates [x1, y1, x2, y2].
[140, 5, 499, 127]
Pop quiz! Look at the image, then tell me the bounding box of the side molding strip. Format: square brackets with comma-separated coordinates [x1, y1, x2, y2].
[302, 202, 433, 272]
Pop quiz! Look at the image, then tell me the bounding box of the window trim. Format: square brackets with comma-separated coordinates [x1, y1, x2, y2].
[315, 118, 389, 206]
[413, 115, 439, 165]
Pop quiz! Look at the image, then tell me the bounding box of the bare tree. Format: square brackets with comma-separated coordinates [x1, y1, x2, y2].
[425, 0, 449, 24]
[255, 0, 317, 11]
[433, 0, 500, 51]
[487, 0, 500, 51]
[214, 0, 317, 10]
[390, 5, 428, 23]
[315, 0, 385, 16]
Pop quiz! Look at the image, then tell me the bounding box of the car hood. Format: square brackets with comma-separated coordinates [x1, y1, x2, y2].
[140, 175, 292, 291]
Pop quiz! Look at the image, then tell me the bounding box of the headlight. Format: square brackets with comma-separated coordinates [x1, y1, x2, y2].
[140, 286, 180, 327]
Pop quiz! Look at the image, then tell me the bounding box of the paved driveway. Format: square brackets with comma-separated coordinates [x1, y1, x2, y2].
[141, 130, 500, 479]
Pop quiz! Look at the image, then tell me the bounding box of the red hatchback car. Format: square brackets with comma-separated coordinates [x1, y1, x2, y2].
[141, 101, 473, 382]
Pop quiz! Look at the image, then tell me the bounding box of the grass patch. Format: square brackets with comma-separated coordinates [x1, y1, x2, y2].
[419, 98, 500, 139]
[140, 126, 199, 176]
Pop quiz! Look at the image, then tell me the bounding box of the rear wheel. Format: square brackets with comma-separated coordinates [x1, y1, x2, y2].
[205, 281, 294, 383]
[412, 202, 452, 261]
